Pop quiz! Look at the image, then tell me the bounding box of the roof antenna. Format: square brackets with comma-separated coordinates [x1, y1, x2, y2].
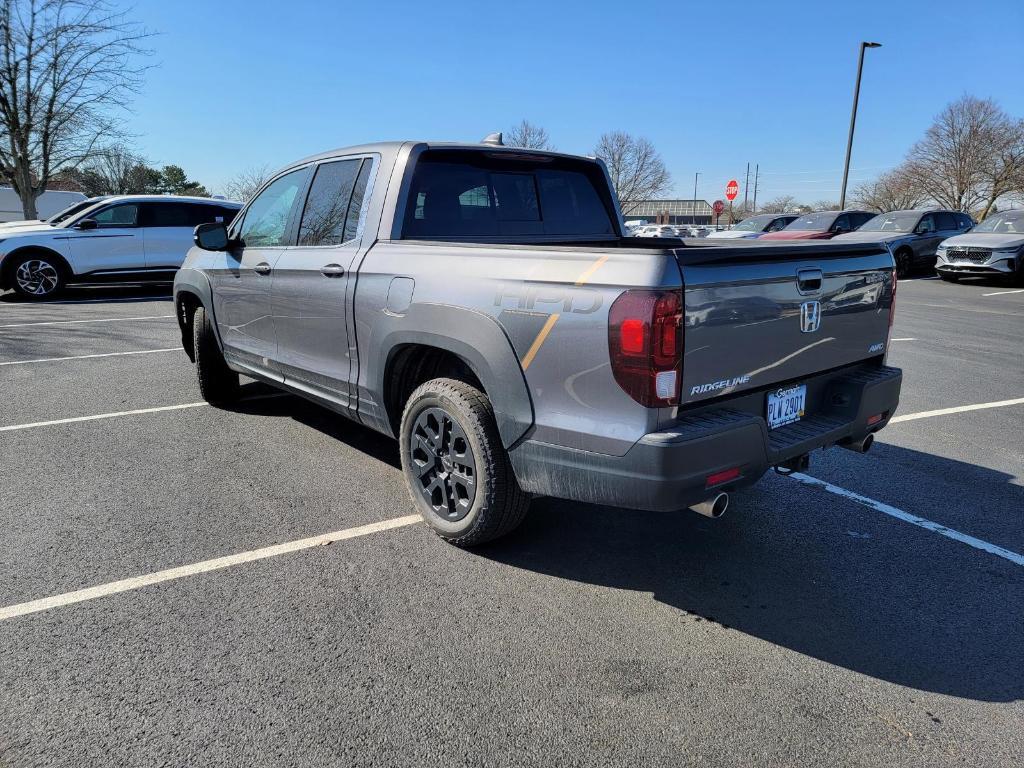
[481, 132, 504, 146]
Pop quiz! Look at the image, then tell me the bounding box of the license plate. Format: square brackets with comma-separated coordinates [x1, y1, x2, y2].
[767, 384, 807, 429]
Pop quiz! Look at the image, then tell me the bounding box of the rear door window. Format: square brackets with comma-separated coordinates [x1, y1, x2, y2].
[403, 150, 615, 239]
[140, 203, 191, 227]
[936, 212, 958, 231]
[297, 159, 364, 246]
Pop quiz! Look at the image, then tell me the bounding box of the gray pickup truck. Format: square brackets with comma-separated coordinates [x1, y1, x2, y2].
[173, 138, 902, 545]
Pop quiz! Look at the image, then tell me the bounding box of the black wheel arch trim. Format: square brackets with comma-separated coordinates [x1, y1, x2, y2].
[173, 269, 223, 362]
[369, 303, 534, 449]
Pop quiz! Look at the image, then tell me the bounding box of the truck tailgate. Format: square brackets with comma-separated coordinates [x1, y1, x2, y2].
[677, 244, 895, 405]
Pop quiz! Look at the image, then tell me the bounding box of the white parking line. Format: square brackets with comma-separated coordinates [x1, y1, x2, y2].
[0, 348, 179, 367]
[789, 473, 1024, 567]
[890, 397, 1024, 424]
[0, 393, 287, 432]
[890, 337, 917, 342]
[982, 289, 1024, 297]
[0, 314, 174, 329]
[0, 515, 422, 621]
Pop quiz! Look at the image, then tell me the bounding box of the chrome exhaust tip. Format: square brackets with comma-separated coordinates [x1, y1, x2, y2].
[841, 433, 874, 453]
[690, 492, 729, 519]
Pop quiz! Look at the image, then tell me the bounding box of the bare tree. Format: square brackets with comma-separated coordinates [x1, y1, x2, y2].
[594, 131, 671, 214]
[906, 95, 1023, 215]
[759, 195, 798, 213]
[851, 163, 930, 212]
[0, 0, 151, 218]
[73, 145, 153, 195]
[812, 199, 839, 211]
[506, 119, 553, 150]
[221, 165, 272, 202]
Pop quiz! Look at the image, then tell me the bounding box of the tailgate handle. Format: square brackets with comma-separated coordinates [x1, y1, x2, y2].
[797, 268, 822, 294]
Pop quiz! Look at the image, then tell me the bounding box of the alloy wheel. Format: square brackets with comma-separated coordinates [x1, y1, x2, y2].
[15, 259, 60, 296]
[409, 406, 477, 521]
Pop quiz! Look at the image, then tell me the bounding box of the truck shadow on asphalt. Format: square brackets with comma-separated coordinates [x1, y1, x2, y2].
[229, 393, 1023, 703]
[477, 453, 1024, 704]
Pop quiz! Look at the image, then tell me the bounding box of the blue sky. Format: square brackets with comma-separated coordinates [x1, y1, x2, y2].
[127, 0, 1024, 203]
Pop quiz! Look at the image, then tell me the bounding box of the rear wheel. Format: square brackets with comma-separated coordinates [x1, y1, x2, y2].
[9, 253, 66, 300]
[192, 305, 239, 403]
[400, 377, 529, 546]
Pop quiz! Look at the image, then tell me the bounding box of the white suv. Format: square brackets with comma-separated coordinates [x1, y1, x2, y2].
[0, 195, 241, 299]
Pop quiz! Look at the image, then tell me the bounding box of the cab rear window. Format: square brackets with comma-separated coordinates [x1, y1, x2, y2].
[402, 150, 615, 239]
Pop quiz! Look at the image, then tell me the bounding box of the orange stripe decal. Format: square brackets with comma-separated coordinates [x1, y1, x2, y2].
[521, 313, 560, 371]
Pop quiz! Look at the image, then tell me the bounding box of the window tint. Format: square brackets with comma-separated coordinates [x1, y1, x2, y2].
[238, 169, 307, 247]
[403, 151, 614, 239]
[298, 159, 362, 246]
[833, 214, 851, 231]
[91, 204, 138, 227]
[851, 212, 873, 227]
[957, 213, 973, 229]
[918, 214, 936, 233]
[936, 212, 958, 231]
[142, 203, 191, 227]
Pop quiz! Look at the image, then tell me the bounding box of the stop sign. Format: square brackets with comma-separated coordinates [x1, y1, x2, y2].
[726, 180, 739, 201]
[712, 200, 725, 216]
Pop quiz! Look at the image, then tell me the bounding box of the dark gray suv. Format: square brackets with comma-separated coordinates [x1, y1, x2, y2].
[832, 209, 974, 276]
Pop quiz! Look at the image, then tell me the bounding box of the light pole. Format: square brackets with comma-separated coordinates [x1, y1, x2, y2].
[839, 41, 881, 210]
[693, 172, 700, 225]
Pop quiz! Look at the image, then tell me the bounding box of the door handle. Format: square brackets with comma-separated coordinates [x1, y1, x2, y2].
[253, 262, 272, 275]
[320, 263, 345, 277]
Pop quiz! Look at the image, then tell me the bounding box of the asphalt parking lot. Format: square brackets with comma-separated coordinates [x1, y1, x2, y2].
[0, 277, 1021, 767]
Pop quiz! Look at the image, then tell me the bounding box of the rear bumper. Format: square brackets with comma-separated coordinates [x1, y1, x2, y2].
[509, 364, 902, 512]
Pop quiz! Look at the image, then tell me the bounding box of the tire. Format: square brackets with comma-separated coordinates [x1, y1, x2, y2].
[8, 252, 66, 300]
[893, 249, 913, 279]
[400, 377, 529, 546]
[192, 305, 239, 403]
[938, 273, 960, 282]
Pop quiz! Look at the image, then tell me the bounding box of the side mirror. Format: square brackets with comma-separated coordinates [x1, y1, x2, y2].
[194, 221, 229, 251]
[76, 218, 98, 231]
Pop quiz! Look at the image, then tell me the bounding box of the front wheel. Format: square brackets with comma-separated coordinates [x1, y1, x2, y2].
[938, 273, 960, 283]
[400, 378, 529, 546]
[9, 253, 66, 299]
[893, 249, 912, 279]
[192, 305, 239, 403]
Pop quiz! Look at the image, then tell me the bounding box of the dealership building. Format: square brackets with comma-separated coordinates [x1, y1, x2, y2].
[622, 199, 713, 225]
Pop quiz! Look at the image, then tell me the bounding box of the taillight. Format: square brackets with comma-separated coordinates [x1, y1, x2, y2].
[608, 289, 683, 407]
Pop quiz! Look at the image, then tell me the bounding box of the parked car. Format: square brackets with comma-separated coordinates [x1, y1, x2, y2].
[758, 210, 875, 241]
[935, 209, 1024, 283]
[832, 209, 973, 277]
[0, 187, 86, 223]
[0, 195, 242, 299]
[0, 195, 111, 232]
[705, 213, 800, 239]
[174, 139, 901, 546]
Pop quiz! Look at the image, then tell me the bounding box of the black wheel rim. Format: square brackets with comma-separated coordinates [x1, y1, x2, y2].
[410, 406, 477, 521]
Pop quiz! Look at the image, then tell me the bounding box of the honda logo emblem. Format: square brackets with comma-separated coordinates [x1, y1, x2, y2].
[799, 301, 821, 333]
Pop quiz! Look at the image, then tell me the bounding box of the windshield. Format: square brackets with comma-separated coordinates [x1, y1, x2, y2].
[972, 211, 1024, 234]
[785, 212, 836, 231]
[734, 214, 776, 232]
[46, 198, 103, 225]
[859, 212, 921, 233]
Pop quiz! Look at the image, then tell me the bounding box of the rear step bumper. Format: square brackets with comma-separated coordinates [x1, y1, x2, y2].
[509, 365, 902, 512]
